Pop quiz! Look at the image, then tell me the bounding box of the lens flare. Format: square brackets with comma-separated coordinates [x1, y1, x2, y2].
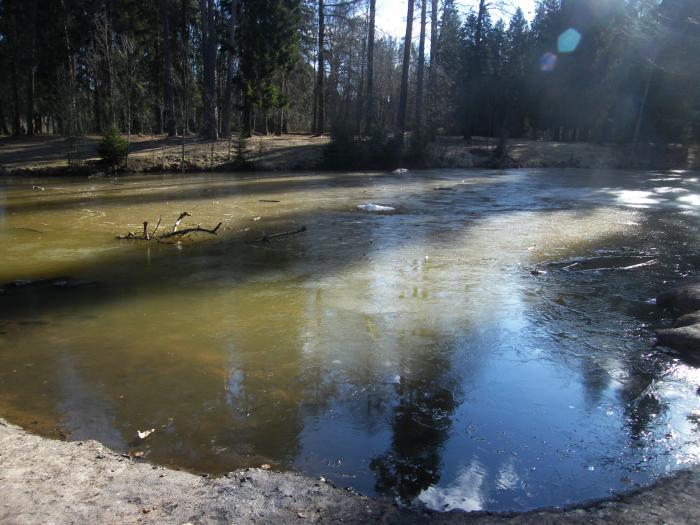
[539, 52, 557, 72]
[558, 28, 582, 53]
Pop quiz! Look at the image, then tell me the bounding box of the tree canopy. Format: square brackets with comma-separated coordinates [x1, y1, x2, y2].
[0, 0, 697, 146]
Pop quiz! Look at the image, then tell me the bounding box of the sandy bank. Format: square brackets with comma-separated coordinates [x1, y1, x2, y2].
[1, 418, 699, 524]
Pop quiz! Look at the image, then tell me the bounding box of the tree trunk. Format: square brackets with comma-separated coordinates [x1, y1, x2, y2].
[25, 0, 38, 136]
[242, 101, 252, 137]
[160, 0, 177, 137]
[364, 0, 375, 135]
[474, 0, 487, 73]
[355, 31, 366, 134]
[463, 0, 487, 139]
[414, 0, 427, 138]
[10, 42, 21, 136]
[222, 0, 239, 138]
[180, 0, 190, 135]
[103, 17, 115, 127]
[630, 59, 655, 165]
[275, 74, 286, 136]
[199, 0, 218, 139]
[328, 39, 339, 127]
[427, 0, 438, 138]
[60, 0, 78, 136]
[314, 0, 325, 135]
[0, 100, 9, 135]
[397, 0, 415, 137]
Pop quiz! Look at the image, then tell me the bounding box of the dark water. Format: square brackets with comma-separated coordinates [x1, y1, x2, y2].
[1, 168, 699, 512]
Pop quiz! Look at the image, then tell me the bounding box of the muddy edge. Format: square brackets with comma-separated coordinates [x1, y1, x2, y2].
[1, 418, 699, 524]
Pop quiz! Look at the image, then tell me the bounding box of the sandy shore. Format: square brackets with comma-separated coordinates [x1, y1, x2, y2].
[1, 418, 699, 524]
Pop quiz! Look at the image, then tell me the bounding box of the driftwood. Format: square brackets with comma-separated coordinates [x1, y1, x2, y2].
[117, 212, 221, 242]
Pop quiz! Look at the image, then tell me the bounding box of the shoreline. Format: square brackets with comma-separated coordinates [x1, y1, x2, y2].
[2, 417, 700, 524]
[1, 134, 698, 177]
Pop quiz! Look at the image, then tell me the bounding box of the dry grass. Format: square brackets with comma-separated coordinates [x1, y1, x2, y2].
[1, 133, 697, 173]
[0, 133, 330, 172]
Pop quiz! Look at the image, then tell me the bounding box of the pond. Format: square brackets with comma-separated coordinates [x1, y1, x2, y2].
[1, 168, 699, 512]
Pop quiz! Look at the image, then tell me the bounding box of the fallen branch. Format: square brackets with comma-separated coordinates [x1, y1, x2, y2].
[160, 222, 222, 239]
[621, 259, 659, 270]
[173, 211, 191, 233]
[151, 217, 162, 237]
[116, 212, 221, 242]
[256, 226, 306, 243]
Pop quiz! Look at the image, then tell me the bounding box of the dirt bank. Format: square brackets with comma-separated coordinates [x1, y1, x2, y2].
[1, 134, 698, 175]
[0, 134, 329, 174]
[1, 418, 699, 524]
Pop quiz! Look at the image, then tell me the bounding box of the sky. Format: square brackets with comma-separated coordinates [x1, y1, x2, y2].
[375, 0, 538, 40]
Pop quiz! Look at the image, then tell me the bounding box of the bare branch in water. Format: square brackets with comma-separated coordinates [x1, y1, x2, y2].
[116, 212, 221, 243]
[256, 226, 306, 243]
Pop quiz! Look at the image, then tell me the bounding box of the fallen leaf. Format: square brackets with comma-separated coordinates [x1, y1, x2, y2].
[137, 428, 156, 440]
[126, 450, 149, 460]
[260, 464, 271, 470]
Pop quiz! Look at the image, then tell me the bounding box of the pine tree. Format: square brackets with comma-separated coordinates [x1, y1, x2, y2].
[238, 0, 301, 136]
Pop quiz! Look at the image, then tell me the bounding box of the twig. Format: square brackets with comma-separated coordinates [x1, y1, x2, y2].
[173, 211, 191, 233]
[151, 217, 162, 237]
[621, 259, 658, 270]
[256, 226, 306, 243]
[160, 222, 222, 239]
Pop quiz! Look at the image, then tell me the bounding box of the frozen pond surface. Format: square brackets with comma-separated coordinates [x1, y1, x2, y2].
[1, 168, 700, 511]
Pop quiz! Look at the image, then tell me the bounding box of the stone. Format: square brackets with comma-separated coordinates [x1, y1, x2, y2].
[675, 311, 700, 328]
[657, 282, 700, 314]
[657, 324, 700, 355]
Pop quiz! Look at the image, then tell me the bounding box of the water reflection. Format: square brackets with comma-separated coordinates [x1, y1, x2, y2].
[370, 329, 459, 500]
[1, 168, 700, 511]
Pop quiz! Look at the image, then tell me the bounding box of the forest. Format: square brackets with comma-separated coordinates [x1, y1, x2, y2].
[0, 0, 698, 150]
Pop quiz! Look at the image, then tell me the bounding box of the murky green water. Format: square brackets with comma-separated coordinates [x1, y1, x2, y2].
[1, 168, 700, 511]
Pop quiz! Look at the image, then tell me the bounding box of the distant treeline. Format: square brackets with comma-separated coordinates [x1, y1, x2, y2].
[0, 0, 698, 146]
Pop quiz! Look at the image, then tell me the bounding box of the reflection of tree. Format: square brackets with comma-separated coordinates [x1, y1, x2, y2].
[370, 330, 458, 501]
[619, 368, 666, 442]
[222, 296, 308, 465]
[580, 358, 610, 409]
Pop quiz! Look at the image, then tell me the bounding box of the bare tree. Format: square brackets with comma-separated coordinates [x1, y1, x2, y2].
[25, 0, 38, 135]
[160, 0, 177, 137]
[116, 34, 138, 167]
[427, 0, 438, 137]
[199, 0, 218, 139]
[222, 0, 240, 138]
[364, 0, 376, 135]
[314, 0, 326, 134]
[91, 15, 116, 129]
[415, 0, 427, 138]
[397, 0, 415, 137]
